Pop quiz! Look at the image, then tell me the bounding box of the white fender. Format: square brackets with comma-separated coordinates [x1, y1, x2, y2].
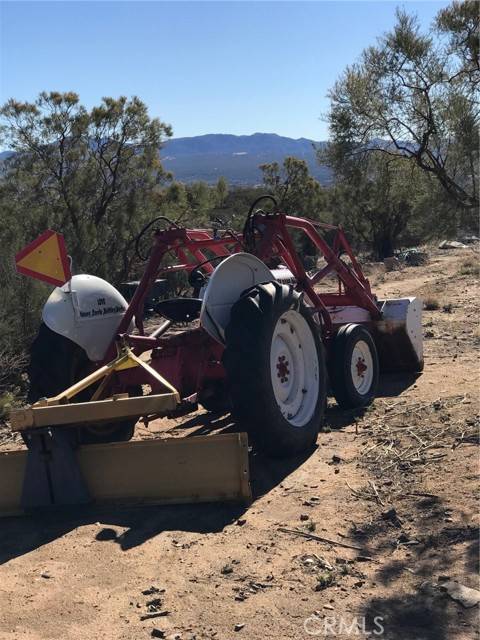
[42, 274, 131, 362]
[200, 253, 273, 343]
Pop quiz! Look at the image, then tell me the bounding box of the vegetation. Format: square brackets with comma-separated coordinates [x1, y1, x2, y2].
[260, 156, 326, 217]
[459, 255, 480, 277]
[323, 0, 479, 253]
[0, 92, 172, 281]
[423, 297, 441, 311]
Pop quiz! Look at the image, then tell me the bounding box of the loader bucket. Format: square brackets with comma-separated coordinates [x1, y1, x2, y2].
[373, 297, 424, 372]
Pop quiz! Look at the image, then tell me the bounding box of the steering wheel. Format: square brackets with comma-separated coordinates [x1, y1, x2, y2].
[134, 216, 180, 261]
[243, 194, 278, 251]
[188, 255, 228, 294]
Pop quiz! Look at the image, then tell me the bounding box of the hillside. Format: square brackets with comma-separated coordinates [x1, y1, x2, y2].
[161, 133, 332, 185]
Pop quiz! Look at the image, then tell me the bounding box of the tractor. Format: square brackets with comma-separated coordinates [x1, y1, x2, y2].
[23, 195, 423, 459]
[2, 196, 423, 513]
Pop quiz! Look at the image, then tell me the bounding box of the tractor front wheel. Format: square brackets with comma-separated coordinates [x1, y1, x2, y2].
[28, 323, 139, 444]
[329, 324, 379, 409]
[223, 282, 326, 458]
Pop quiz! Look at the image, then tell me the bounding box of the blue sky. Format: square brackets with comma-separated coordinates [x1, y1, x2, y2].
[1, 1, 448, 141]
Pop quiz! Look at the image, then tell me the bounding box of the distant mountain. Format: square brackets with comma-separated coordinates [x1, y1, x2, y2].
[0, 133, 333, 186]
[161, 133, 332, 186]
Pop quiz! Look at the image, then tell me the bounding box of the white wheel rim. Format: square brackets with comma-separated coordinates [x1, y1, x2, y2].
[350, 339, 374, 395]
[270, 310, 320, 427]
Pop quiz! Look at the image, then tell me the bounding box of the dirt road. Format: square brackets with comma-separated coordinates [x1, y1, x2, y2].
[0, 249, 478, 640]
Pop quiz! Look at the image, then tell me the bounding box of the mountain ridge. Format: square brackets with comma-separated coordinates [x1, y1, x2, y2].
[161, 133, 331, 185]
[1, 133, 333, 186]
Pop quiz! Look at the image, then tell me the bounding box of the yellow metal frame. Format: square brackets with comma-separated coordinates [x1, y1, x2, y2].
[0, 432, 251, 515]
[10, 343, 180, 432]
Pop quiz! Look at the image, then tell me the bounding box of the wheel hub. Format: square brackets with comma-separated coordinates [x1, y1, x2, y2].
[276, 355, 290, 382]
[350, 340, 374, 395]
[355, 357, 367, 377]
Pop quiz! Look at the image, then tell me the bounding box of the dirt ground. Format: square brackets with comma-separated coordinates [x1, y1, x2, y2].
[0, 248, 478, 640]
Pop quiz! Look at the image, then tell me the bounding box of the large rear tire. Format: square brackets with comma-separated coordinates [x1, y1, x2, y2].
[329, 324, 379, 409]
[223, 282, 326, 457]
[28, 323, 138, 444]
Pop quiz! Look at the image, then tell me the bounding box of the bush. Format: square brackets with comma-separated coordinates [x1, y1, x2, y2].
[459, 256, 479, 277]
[424, 297, 440, 311]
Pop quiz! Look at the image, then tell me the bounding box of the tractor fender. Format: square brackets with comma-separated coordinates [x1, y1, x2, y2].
[200, 253, 274, 343]
[42, 274, 132, 362]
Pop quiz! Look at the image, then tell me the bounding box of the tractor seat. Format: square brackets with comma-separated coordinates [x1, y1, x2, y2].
[155, 298, 202, 323]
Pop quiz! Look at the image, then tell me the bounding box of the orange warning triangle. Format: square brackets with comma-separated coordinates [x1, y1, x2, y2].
[15, 230, 71, 287]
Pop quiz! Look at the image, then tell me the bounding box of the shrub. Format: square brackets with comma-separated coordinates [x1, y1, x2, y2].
[424, 297, 440, 311]
[314, 572, 336, 591]
[459, 256, 480, 277]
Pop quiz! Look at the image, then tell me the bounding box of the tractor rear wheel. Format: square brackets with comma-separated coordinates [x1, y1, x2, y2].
[28, 323, 139, 444]
[223, 282, 326, 458]
[329, 324, 379, 409]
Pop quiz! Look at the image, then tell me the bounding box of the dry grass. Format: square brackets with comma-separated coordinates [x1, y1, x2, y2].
[0, 393, 13, 419]
[424, 296, 440, 310]
[0, 350, 28, 421]
[459, 255, 480, 277]
[0, 350, 27, 392]
[359, 395, 479, 477]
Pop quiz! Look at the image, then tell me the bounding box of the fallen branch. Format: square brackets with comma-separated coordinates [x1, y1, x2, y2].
[278, 527, 363, 551]
[368, 480, 385, 506]
[139, 611, 170, 621]
[345, 480, 364, 499]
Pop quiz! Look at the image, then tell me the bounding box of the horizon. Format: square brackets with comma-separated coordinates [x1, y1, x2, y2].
[1, 1, 449, 142]
[0, 131, 326, 155]
[167, 131, 319, 140]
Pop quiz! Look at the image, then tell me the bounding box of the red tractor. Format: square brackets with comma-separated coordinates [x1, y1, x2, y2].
[26, 196, 423, 458]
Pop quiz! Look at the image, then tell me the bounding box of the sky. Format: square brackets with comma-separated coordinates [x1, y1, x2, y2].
[0, 0, 449, 141]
